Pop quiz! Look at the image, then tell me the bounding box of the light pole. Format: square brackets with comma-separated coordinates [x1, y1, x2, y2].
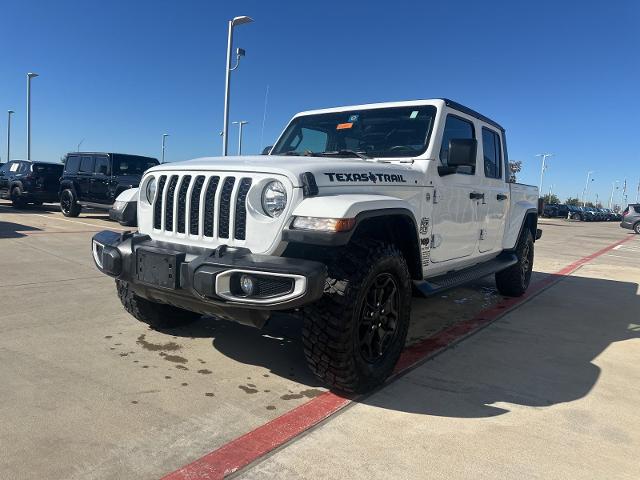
[536, 153, 553, 197]
[609, 181, 619, 209]
[222, 15, 254, 156]
[27, 72, 39, 160]
[581, 171, 594, 206]
[77, 138, 84, 152]
[232, 120, 248, 155]
[6, 110, 14, 163]
[161, 133, 169, 163]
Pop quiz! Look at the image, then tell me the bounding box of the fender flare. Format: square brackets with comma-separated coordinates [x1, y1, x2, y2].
[505, 208, 538, 251]
[9, 180, 24, 193]
[59, 180, 78, 198]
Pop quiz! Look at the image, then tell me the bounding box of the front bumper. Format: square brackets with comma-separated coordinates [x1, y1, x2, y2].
[620, 220, 634, 230]
[91, 231, 327, 328]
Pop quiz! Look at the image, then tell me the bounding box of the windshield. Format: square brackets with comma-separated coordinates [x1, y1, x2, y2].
[112, 155, 158, 175]
[271, 105, 437, 158]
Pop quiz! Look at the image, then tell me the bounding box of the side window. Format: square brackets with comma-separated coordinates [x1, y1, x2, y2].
[481, 127, 502, 179]
[440, 115, 475, 166]
[0, 163, 9, 174]
[65, 155, 80, 174]
[79, 155, 94, 173]
[94, 156, 109, 175]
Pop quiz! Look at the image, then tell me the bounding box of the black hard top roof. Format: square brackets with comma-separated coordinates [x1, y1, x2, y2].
[441, 98, 505, 132]
[66, 152, 158, 159]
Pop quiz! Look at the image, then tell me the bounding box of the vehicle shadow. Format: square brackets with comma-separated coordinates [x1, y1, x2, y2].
[163, 271, 639, 414]
[0, 220, 42, 239]
[362, 273, 640, 418]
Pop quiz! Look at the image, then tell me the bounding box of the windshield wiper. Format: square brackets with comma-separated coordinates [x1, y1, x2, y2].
[314, 150, 370, 160]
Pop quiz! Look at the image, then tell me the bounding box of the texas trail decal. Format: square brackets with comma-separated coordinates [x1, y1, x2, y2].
[324, 172, 407, 183]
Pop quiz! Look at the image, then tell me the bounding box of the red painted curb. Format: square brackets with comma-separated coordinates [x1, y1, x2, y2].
[161, 234, 634, 480]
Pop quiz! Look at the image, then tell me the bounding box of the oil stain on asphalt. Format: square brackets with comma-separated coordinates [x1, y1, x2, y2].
[159, 352, 188, 364]
[136, 334, 182, 352]
[280, 389, 324, 400]
[239, 385, 259, 394]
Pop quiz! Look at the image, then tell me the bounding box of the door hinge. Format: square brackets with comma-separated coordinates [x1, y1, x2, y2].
[433, 189, 438, 204]
[479, 228, 486, 240]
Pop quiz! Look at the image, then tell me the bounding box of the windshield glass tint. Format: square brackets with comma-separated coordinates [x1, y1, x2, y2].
[272, 106, 437, 158]
[113, 155, 158, 175]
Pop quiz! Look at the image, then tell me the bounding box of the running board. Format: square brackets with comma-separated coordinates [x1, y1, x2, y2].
[414, 253, 518, 297]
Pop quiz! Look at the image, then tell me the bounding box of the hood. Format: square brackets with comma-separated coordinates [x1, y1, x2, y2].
[147, 155, 425, 188]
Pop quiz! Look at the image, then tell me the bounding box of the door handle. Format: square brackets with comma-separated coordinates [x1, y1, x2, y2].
[497, 194, 508, 201]
[469, 192, 484, 200]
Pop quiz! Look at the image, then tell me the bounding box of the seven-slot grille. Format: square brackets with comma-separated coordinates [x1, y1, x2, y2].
[152, 174, 252, 241]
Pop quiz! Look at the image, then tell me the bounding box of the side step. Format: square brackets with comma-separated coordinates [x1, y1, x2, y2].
[414, 253, 518, 297]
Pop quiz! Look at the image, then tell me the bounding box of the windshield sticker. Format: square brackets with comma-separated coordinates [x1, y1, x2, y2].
[10, 163, 19, 172]
[348, 114, 359, 122]
[324, 172, 407, 183]
[410, 110, 419, 119]
[336, 122, 353, 130]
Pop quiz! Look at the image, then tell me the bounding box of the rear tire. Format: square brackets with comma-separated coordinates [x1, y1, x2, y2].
[495, 229, 534, 297]
[10, 186, 26, 208]
[116, 279, 201, 329]
[634, 222, 640, 234]
[302, 240, 411, 393]
[60, 189, 81, 217]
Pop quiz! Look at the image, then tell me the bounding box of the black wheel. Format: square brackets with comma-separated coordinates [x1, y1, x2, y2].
[10, 186, 26, 208]
[116, 280, 201, 329]
[634, 222, 640, 234]
[60, 189, 81, 217]
[495, 229, 534, 297]
[302, 239, 411, 393]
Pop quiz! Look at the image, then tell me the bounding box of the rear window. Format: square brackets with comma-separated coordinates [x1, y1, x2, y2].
[112, 155, 158, 175]
[33, 163, 63, 175]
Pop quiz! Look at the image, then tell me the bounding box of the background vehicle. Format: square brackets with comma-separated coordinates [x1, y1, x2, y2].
[568, 205, 585, 220]
[543, 204, 558, 218]
[91, 99, 540, 393]
[621, 204, 640, 233]
[59, 152, 158, 217]
[0, 160, 63, 208]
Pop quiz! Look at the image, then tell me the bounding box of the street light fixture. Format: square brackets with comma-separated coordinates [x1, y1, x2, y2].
[6, 110, 14, 163]
[232, 120, 249, 155]
[222, 15, 254, 157]
[77, 138, 85, 152]
[535, 153, 553, 197]
[27, 72, 39, 160]
[609, 180, 619, 209]
[581, 171, 594, 206]
[161, 133, 169, 163]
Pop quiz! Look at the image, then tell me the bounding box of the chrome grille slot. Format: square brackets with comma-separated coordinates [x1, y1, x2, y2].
[189, 176, 206, 235]
[234, 178, 252, 240]
[176, 176, 191, 234]
[164, 176, 179, 232]
[153, 175, 167, 229]
[203, 176, 220, 237]
[218, 177, 236, 239]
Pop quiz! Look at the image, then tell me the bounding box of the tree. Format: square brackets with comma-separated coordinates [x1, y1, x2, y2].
[508, 161, 522, 183]
[585, 201, 595, 208]
[565, 197, 581, 206]
[543, 194, 560, 205]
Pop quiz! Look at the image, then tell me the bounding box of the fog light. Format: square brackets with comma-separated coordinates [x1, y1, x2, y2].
[92, 241, 104, 269]
[240, 274, 255, 295]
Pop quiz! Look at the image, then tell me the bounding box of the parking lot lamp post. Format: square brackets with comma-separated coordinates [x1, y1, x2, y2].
[161, 133, 169, 163]
[536, 153, 553, 197]
[232, 120, 248, 155]
[6, 110, 14, 163]
[222, 15, 253, 157]
[77, 138, 84, 152]
[609, 181, 619, 209]
[26, 72, 39, 160]
[581, 171, 594, 207]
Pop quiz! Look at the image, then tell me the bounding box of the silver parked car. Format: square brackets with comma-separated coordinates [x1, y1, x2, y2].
[620, 204, 640, 234]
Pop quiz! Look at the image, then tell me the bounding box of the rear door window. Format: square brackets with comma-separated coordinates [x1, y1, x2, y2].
[94, 155, 110, 175]
[79, 155, 94, 173]
[481, 127, 502, 179]
[112, 155, 159, 175]
[65, 155, 80, 174]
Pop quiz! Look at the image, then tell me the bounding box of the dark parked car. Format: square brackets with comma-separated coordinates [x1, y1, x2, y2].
[0, 160, 63, 207]
[59, 152, 158, 217]
[543, 204, 559, 217]
[621, 204, 640, 234]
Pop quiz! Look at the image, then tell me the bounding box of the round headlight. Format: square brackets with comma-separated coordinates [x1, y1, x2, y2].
[145, 177, 157, 204]
[261, 180, 287, 218]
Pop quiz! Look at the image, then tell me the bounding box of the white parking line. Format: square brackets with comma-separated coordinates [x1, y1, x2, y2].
[28, 213, 129, 231]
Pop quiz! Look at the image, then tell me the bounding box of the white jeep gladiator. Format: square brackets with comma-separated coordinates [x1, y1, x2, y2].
[92, 99, 540, 393]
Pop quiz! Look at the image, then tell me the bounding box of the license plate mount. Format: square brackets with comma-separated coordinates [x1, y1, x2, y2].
[136, 249, 184, 289]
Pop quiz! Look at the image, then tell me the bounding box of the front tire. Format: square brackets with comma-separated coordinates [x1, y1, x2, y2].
[60, 189, 81, 217]
[634, 222, 640, 234]
[10, 186, 26, 208]
[495, 230, 534, 297]
[302, 240, 411, 393]
[116, 280, 201, 329]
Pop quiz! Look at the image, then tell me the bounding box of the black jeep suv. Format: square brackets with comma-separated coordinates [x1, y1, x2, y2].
[0, 160, 63, 207]
[59, 152, 158, 217]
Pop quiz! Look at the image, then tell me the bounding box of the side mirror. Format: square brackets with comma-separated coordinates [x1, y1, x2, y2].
[261, 146, 273, 155]
[447, 138, 477, 168]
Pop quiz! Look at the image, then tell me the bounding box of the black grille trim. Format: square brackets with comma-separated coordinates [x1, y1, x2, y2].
[218, 177, 236, 239]
[234, 178, 252, 240]
[188, 176, 206, 235]
[164, 176, 179, 232]
[176, 176, 191, 234]
[203, 176, 220, 237]
[153, 175, 167, 229]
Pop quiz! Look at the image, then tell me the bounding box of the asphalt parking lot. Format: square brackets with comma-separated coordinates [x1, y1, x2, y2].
[1, 202, 638, 479]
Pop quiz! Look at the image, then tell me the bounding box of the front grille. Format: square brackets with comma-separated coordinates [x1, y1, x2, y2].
[152, 173, 251, 242]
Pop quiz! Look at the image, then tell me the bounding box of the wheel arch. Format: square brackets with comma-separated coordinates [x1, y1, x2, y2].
[504, 208, 538, 251]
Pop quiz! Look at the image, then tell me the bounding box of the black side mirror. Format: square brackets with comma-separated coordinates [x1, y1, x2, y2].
[261, 146, 273, 155]
[448, 138, 477, 168]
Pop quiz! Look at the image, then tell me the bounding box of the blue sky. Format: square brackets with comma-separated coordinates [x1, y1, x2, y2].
[1, 0, 638, 204]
